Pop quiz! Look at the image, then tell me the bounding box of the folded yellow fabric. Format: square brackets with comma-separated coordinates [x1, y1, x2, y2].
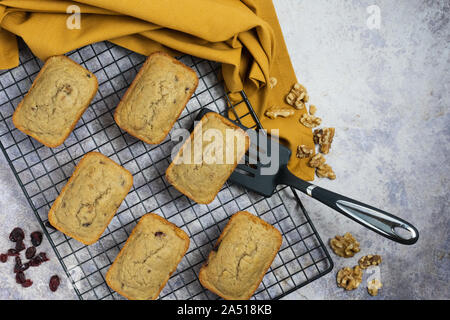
[0, 0, 314, 181]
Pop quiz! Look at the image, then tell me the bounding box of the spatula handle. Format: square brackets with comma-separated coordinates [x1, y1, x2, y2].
[278, 167, 419, 245]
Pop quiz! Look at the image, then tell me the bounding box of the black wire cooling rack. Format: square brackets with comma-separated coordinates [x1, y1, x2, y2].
[0, 40, 333, 300]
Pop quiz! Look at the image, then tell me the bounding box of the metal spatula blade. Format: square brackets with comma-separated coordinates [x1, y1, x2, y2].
[196, 110, 419, 245]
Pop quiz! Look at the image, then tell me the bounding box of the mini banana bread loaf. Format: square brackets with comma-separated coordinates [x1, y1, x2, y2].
[199, 211, 282, 300]
[166, 112, 249, 204]
[48, 152, 133, 245]
[114, 52, 198, 144]
[106, 213, 190, 300]
[12, 55, 97, 148]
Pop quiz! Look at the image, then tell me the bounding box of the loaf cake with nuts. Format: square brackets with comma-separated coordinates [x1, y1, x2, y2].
[199, 211, 282, 300]
[106, 213, 190, 300]
[165, 112, 249, 204]
[12, 55, 98, 148]
[114, 52, 198, 144]
[48, 152, 133, 245]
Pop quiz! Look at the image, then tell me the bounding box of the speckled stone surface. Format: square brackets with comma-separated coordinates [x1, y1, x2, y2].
[0, 0, 449, 300]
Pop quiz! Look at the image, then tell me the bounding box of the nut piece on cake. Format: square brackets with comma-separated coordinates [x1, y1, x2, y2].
[296, 145, 314, 159]
[337, 266, 364, 291]
[367, 279, 383, 296]
[286, 83, 309, 110]
[329, 232, 360, 258]
[300, 113, 322, 128]
[359, 254, 382, 269]
[314, 128, 335, 154]
[12, 55, 98, 148]
[265, 106, 295, 119]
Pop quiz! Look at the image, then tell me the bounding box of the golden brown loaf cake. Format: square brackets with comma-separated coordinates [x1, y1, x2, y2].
[165, 112, 250, 204]
[114, 52, 198, 145]
[105, 213, 190, 300]
[199, 211, 282, 300]
[12, 55, 98, 148]
[48, 152, 133, 245]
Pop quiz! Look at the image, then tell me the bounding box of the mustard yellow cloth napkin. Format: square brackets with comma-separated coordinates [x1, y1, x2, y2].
[0, 0, 315, 181]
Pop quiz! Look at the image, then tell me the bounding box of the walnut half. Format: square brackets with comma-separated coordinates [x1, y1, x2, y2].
[316, 164, 336, 180]
[329, 232, 360, 258]
[300, 113, 322, 128]
[296, 145, 314, 159]
[286, 83, 309, 110]
[367, 279, 383, 296]
[359, 255, 382, 269]
[308, 153, 326, 168]
[313, 128, 335, 154]
[337, 266, 363, 291]
[265, 106, 295, 119]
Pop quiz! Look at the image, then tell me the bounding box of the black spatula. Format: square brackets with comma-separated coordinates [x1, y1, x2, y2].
[197, 109, 419, 245]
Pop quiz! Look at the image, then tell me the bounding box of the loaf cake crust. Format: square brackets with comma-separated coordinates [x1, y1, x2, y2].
[114, 51, 198, 145]
[48, 152, 133, 245]
[199, 211, 282, 300]
[105, 213, 190, 300]
[12, 55, 98, 148]
[166, 112, 250, 204]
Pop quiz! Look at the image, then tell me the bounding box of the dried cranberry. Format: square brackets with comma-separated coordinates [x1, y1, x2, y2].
[15, 271, 26, 284]
[29, 252, 49, 267]
[13, 256, 22, 273]
[30, 231, 43, 247]
[25, 247, 36, 260]
[29, 257, 41, 267]
[21, 262, 30, 272]
[13, 257, 29, 273]
[49, 275, 60, 292]
[9, 227, 24, 242]
[154, 231, 165, 237]
[37, 252, 49, 262]
[0, 254, 7, 263]
[22, 279, 33, 288]
[15, 240, 25, 252]
[7, 249, 19, 256]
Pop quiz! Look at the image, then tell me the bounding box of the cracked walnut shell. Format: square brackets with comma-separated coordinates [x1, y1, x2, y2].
[296, 145, 314, 159]
[337, 266, 363, 291]
[316, 164, 336, 180]
[329, 232, 360, 257]
[308, 153, 326, 168]
[367, 279, 383, 296]
[359, 255, 382, 269]
[300, 113, 322, 128]
[313, 128, 335, 154]
[265, 106, 295, 119]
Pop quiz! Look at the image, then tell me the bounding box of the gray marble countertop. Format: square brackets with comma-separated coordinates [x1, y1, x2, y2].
[0, 0, 448, 300]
